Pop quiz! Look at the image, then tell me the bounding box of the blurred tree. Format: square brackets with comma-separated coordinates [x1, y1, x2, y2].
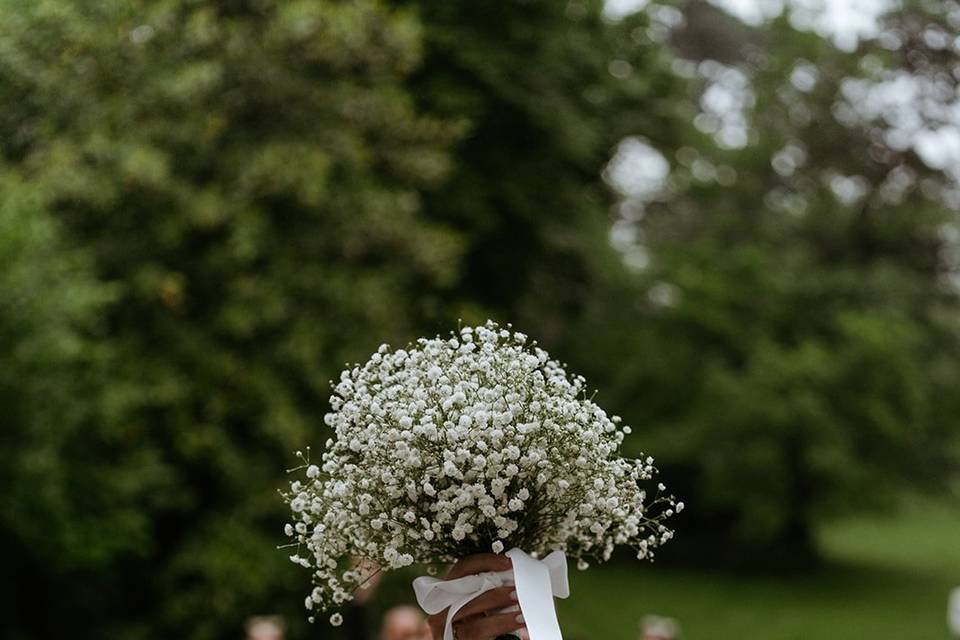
[6, 0, 958, 637]
[0, 1, 698, 636]
[396, 0, 688, 340]
[575, 0, 960, 563]
[0, 0, 697, 633]
[0, 1, 463, 638]
[0, 175, 162, 638]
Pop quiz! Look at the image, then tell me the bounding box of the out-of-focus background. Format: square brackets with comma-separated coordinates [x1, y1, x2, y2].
[2, 0, 959, 638]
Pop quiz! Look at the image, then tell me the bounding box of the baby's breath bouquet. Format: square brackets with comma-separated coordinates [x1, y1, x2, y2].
[282, 321, 679, 624]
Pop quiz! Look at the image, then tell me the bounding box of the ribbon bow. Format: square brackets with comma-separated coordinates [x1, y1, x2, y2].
[413, 548, 569, 640]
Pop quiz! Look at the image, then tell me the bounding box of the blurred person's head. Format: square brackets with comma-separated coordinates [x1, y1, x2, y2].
[640, 615, 680, 640]
[245, 616, 284, 640]
[380, 605, 431, 640]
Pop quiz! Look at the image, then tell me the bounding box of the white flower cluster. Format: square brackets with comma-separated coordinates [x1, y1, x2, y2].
[282, 321, 679, 623]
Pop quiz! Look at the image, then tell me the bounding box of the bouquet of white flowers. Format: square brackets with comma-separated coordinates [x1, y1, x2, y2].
[282, 321, 679, 633]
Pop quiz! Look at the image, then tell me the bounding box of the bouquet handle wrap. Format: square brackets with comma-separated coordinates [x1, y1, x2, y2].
[412, 548, 569, 640]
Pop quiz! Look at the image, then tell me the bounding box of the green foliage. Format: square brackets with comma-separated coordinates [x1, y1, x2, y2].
[570, 4, 960, 559]
[404, 0, 686, 337]
[0, 1, 688, 636]
[0, 1, 464, 637]
[1, 0, 959, 637]
[0, 175, 163, 637]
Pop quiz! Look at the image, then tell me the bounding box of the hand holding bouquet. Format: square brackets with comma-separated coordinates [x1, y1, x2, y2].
[282, 322, 680, 637]
[423, 553, 520, 639]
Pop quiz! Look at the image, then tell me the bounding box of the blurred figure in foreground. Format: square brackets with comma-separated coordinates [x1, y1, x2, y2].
[245, 616, 284, 640]
[381, 605, 431, 640]
[640, 615, 680, 640]
[949, 587, 960, 638]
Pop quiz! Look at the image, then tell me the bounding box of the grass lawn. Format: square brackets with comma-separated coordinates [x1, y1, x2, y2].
[556, 499, 960, 640]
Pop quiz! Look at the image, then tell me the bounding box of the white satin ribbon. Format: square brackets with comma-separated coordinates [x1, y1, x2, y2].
[412, 548, 569, 640]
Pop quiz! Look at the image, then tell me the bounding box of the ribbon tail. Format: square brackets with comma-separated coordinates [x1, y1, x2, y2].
[541, 550, 570, 599]
[507, 549, 565, 640]
[442, 594, 476, 640]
